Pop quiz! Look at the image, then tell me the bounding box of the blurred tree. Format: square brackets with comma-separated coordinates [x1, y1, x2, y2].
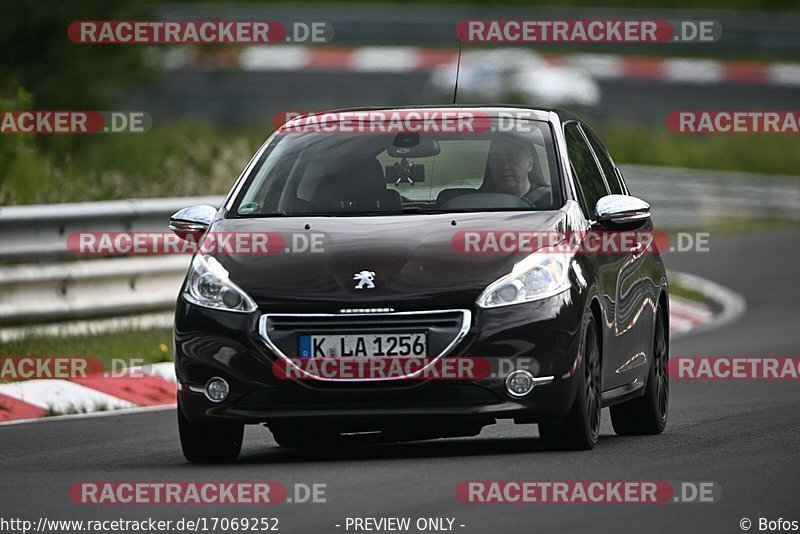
[0, 0, 155, 109]
[0, 0, 161, 196]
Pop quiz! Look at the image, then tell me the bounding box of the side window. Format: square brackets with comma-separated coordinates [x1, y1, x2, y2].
[564, 123, 609, 216]
[583, 127, 625, 195]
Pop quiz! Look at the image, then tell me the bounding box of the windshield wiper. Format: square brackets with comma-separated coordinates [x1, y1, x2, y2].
[247, 207, 444, 217]
[342, 206, 438, 215]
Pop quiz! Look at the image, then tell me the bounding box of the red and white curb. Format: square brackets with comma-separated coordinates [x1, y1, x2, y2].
[173, 45, 800, 86]
[0, 272, 741, 426]
[0, 363, 176, 424]
[552, 54, 800, 86]
[668, 271, 747, 337]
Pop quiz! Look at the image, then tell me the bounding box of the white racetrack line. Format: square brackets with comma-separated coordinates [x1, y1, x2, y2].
[0, 404, 174, 427]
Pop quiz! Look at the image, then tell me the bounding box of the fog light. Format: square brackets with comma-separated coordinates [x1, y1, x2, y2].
[505, 370, 535, 398]
[204, 377, 229, 403]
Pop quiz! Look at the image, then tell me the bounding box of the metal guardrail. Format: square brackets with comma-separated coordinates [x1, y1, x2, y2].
[0, 196, 219, 337]
[622, 165, 800, 228]
[0, 256, 189, 326]
[0, 196, 223, 260]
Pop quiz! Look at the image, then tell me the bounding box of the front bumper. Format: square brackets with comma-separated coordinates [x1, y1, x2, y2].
[174, 287, 586, 426]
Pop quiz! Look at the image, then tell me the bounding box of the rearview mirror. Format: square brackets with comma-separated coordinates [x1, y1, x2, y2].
[594, 195, 650, 227]
[169, 204, 217, 240]
[387, 137, 440, 158]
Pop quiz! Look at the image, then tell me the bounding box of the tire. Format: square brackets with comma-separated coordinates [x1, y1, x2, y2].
[610, 306, 669, 435]
[177, 402, 243, 463]
[539, 316, 601, 451]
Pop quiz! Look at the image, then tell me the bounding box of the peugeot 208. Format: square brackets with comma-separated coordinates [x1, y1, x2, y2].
[170, 107, 669, 462]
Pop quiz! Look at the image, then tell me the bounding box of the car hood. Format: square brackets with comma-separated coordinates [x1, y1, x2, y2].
[210, 211, 566, 311]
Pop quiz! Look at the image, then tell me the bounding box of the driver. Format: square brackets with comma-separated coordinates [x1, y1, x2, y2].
[482, 138, 550, 207]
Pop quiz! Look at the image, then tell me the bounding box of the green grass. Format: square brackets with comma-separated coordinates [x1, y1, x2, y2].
[0, 122, 266, 205]
[44, 401, 113, 417]
[0, 328, 173, 381]
[596, 122, 800, 176]
[668, 280, 714, 305]
[667, 217, 798, 235]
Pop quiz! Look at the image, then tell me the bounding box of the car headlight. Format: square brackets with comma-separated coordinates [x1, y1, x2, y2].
[184, 255, 257, 313]
[477, 252, 572, 308]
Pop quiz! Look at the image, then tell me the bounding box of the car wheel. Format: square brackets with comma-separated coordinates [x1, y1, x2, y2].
[610, 306, 669, 435]
[177, 401, 243, 462]
[539, 316, 601, 451]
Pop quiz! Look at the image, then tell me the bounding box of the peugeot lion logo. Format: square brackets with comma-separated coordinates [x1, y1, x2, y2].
[353, 270, 376, 289]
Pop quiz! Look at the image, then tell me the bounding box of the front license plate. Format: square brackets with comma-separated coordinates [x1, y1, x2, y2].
[298, 333, 427, 358]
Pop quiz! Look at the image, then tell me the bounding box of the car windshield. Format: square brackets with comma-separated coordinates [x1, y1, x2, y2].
[231, 117, 561, 217]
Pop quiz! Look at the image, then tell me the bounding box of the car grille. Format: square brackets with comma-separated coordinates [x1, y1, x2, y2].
[258, 309, 471, 382]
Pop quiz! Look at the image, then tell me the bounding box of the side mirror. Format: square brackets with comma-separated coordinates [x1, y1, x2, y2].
[169, 204, 217, 240]
[594, 195, 650, 227]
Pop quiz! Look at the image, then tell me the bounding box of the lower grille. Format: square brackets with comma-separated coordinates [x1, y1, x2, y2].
[235, 384, 500, 409]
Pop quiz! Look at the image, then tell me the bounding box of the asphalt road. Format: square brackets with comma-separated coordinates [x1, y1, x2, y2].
[1, 228, 798, 533]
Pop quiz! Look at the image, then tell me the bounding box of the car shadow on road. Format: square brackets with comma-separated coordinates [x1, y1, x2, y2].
[167, 432, 623, 468]
[247, 437, 542, 463]
[229, 434, 620, 465]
